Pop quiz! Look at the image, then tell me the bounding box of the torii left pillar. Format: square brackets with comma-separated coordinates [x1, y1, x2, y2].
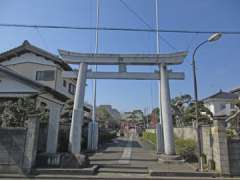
[69, 63, 87, 154]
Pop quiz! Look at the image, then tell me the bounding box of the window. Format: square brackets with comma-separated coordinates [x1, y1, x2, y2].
[63, 80, 67, 87]
[220, 104, 226, 111]
[36, 70, 55, 81]
[68, 83, 75, 95]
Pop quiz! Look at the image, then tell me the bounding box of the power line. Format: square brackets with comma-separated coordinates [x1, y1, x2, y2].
[119, 0, 177, 50]
[186, 33, 198, 51]
[119, 0, 151, 29]
[35, 27, 50, 51]
[0, 23, 239, 35]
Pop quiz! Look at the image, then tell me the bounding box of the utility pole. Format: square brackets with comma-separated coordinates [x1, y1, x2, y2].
[88, 0, 100, 151]
[155, 0, 164, 154]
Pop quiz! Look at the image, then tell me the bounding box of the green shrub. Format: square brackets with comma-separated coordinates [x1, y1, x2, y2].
[226, 129, 237, 138]
[143, 131, 156, 145]
[175, 137, 197, 162]
[99, 130, 117, 144]
[142, 131, 197, 162]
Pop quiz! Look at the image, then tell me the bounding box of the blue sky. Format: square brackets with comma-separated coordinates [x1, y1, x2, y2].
[0, 0, 240, 112]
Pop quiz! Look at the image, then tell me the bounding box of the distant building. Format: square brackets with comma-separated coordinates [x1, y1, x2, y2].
[203, 90, 238, 116]
[122, 110, 144, 122]
[120, 110, 144, 134]
[150, 109, 158, 128]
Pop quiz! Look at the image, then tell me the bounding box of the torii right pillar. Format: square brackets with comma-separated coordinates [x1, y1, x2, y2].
[160, 63, 176, 155]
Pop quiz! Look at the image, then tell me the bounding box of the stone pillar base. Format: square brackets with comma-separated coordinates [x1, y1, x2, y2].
[36, 153, 89, 168]
[158, 154, 185, 164]
[60, 153, 89, 168]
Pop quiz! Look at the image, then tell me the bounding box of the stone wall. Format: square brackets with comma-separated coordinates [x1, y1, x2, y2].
[174, 118, 231, 175]
[0, 115, 39, 174]
[174, 126, 215, 164]
[228, 139, 240, 176]
[174, 127, 197, 141]
[0, 128, 26, 173]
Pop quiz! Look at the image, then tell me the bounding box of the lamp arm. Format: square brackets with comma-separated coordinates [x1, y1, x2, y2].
[192, 40, 208, 62]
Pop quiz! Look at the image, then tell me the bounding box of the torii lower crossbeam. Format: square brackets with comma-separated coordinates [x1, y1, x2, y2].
[63, 71, 185, 80]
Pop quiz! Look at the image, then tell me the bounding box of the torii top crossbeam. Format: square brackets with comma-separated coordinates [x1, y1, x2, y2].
[59, 50, 187, 65]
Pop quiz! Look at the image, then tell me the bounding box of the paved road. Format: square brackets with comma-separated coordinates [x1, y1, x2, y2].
[89, 132, 200, 178]
[90, 132, 158, 172]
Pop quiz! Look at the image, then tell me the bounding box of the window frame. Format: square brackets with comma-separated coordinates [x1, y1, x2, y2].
[63, 80, 67, 87]
[36, 70, 55, 81]
[68, 83, 76, 95]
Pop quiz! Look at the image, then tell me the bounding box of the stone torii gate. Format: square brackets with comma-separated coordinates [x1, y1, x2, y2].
[59, 50, 187, 156]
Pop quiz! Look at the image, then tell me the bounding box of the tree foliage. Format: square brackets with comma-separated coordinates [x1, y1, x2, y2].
[61, 99, 74, 121]
[97, 106, 111, 122]
[171, 94, 192, 127]
[171, 94, 212, 127]
[0, 97, 48, 128]
[97, 106, 120, 128]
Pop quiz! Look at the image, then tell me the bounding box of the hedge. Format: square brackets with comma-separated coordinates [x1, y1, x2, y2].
[143, 131, 156, 145]
[143, 131, 197, 162]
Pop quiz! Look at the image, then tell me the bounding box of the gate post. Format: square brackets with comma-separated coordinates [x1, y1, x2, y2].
[69, 63, 87, 154]
[46, 103, 61, 153]
[23, 114, 40, 174]
[212, 115, 230, 175]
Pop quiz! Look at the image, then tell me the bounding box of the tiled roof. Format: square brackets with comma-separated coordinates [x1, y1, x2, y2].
[230, 87, 240, 94]
[204, 90, 238, 101]
[0, 40, 72, 70]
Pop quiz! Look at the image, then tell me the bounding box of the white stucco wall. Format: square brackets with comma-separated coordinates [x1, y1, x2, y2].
[205, 99, 235, 116]
[55, 68, 74, 99]
[2, 53, 56, 89]
[1, 52, 75, 99]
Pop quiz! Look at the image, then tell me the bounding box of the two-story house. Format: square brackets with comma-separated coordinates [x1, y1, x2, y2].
[0, 41, 90, 154]
[203, 90, 238, 116]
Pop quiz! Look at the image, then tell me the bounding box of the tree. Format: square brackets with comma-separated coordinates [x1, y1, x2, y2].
[171, 94, 212, 127]
[96, 106, 111, 127]
[61, 99, 74, 122]
[184, 101, 213, 126]
[226, 99, 240, 136]
[0, 97, 48, 128]
[171, 94, 192, 127]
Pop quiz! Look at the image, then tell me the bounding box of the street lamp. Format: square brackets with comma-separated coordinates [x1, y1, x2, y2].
[192, 32, 222, 171]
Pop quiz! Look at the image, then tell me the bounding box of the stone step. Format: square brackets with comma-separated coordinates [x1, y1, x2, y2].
[149, 170, 220, 177]
[98, 167, 149, 174]
[98, 164, 148, 169]
[32, 165, 99, 175]
[0, 173, 224, 180]
[90, 158, 157, 162]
